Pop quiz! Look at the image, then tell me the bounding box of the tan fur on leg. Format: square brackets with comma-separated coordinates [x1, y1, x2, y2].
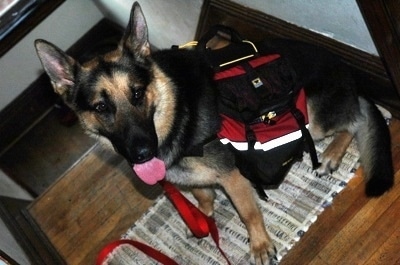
[191, 187, 216, 217]
[219, 169, 275, 265]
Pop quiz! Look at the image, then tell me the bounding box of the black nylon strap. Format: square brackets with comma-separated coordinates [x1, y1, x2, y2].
[245, 124, 257, 150]
[290, 108, 320, 169]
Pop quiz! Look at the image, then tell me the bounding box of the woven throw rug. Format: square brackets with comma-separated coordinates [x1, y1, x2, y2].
[106, 137, 360, 264]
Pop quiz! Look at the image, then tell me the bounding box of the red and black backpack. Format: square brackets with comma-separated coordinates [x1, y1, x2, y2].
[196, 25, 319, 199]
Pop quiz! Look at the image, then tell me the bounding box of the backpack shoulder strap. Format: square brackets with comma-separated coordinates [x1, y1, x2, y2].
[290, 107, 320, 169]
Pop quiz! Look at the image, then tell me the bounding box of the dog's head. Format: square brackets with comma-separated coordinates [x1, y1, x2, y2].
[35, 2, 171, 183]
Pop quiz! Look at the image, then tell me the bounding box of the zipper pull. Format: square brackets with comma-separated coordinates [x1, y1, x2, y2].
[261, 111, 277, 125]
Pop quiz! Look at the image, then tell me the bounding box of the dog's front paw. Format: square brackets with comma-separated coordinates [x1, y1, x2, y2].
[315, 151, 342, 177]
[250, 235, 277, 265]
[315, 132, 353, 177]
[315, 158, 339, 176]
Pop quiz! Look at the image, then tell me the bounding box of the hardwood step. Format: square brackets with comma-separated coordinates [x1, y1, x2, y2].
[0, 107, 97, 196]
[24, 143, 162, 264]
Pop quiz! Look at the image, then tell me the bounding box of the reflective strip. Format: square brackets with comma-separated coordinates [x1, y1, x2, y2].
[220, 124, 309, 151]
[220, 138, 249, 150]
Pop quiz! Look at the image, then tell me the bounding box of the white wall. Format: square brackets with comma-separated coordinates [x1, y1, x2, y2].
[0, 0, 104, 111]
[0, 170, 33, 265]
[93, 0, 204, 50]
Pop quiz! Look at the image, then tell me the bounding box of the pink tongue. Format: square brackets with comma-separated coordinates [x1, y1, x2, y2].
[133, 157, 166, 185]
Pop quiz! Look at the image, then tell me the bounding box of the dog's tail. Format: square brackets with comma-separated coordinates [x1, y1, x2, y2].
[355, 97, 394, 196]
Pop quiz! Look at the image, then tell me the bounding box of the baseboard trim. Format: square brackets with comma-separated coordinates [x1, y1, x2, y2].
[0, 196, 65, 265]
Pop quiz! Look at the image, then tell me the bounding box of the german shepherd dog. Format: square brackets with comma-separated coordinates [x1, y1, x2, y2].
[34, 2, 393, 264]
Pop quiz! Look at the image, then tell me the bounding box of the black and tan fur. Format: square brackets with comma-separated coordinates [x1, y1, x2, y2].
[34, 2, 394, 264]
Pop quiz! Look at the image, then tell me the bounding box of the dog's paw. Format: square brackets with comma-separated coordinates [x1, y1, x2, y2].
[250, 237, 277, 265]
[315, 159, 339, 176]
[315, 133, 353, 177]
[315, 152, 342, 177]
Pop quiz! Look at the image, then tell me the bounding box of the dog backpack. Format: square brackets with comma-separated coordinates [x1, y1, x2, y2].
[197, 25, 319, 199]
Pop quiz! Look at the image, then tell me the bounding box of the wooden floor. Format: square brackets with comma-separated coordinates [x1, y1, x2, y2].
[1, 108, 399, 264]
[281, 119, 400, 265]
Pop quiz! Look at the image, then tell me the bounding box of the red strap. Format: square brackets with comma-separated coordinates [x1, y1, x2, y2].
[205, 212, 232, 264]
[159, 180, 210, 238]
[159, 180, 231, 264]
[96, 239, 178, 265]
[96, 181, 231, 265]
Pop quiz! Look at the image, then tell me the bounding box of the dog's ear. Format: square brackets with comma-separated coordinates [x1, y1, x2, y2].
[120, 2, 151, 61]
[34, 39, 78, 97]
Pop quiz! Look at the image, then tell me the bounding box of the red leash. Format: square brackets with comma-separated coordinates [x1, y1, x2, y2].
[96, 180, 231, 265]
[96, 239, 179, 265]
[159, 180, 211, 238]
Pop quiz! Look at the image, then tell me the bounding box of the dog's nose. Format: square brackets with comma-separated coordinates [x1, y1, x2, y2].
[134, 146, 155, 163]
[111, 126, 158, 164]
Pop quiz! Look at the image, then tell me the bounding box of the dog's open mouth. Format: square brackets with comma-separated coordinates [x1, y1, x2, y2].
[132, 157, 166, 185]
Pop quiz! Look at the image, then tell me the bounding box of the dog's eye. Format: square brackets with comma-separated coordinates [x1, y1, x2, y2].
[94, 102, 108, 113]
[133, 87, 145, 100]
